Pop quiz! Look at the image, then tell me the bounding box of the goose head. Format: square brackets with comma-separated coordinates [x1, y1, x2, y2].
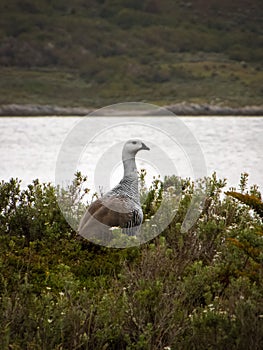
[122, 139, 150, 160]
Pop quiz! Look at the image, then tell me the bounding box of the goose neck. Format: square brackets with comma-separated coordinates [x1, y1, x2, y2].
[123, 157, 137, 178]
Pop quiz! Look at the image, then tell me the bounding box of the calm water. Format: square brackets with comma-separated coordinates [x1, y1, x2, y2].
[0, 116, 262, 194]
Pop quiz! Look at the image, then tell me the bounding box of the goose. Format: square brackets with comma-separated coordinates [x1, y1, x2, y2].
[78, 139, 150, 241]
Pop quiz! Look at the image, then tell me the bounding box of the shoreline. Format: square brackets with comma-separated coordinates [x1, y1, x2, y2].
[0, 103, 263, 117]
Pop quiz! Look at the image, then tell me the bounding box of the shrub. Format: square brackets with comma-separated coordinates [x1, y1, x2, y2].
[0, 173, 262, 349]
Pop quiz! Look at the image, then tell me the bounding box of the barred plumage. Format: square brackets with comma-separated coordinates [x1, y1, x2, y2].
[107, 175, 140, 204]
[78, 140, 150, 239]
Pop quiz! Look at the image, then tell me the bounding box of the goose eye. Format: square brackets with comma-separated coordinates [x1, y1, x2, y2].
[132, 141, 137, 144]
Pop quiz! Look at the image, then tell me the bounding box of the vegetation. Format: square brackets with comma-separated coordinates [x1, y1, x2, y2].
[0, 172, 263, 349]
[0, 0, 262, 107]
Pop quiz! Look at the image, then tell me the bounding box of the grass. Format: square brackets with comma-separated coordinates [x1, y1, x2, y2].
[0, 56, 262, 107]
[0, 0, 262, 108]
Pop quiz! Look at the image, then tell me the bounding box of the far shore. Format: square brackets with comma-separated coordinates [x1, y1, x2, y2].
[0, 103, 263, 117]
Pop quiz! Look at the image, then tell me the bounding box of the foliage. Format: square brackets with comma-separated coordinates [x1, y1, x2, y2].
[0, 173, 263, 349]
[226, 173, 263, 219]
[226, 191, 263, 217]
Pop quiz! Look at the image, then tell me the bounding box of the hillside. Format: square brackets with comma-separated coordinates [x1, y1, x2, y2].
[0, 0, 262, 108]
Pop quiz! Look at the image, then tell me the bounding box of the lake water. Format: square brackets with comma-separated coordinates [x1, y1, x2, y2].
[1, 116, 262, 194]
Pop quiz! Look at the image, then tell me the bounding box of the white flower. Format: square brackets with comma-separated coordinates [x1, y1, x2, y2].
[208, 304, 215, 311]
[219, 310, 227, 315]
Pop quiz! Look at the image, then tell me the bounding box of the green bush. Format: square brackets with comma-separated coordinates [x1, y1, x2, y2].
[0, 178, 71, 243]
[0, 173, 262, 349]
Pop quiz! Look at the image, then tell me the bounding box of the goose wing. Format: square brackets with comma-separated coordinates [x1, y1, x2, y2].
[78, 195, 143, 237]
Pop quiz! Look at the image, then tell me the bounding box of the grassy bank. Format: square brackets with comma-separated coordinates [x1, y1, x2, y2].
[0, 0, 262, 107]
[0, 58, 262, 108]
[0, 173, 263, 349]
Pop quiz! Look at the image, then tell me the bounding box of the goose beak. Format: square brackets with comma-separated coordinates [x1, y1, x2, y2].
[141, 142, 150, 151]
